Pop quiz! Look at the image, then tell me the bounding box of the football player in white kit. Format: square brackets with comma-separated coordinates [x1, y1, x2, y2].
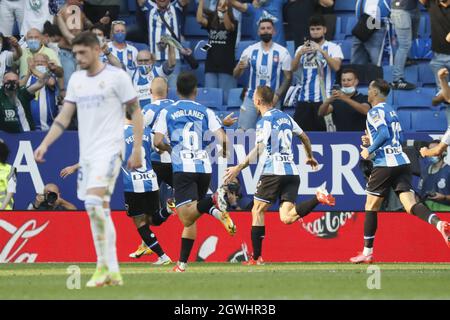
[34, 31, 144, 287]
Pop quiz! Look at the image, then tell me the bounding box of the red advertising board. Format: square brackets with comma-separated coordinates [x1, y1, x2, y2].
[1, 211, 449, 263]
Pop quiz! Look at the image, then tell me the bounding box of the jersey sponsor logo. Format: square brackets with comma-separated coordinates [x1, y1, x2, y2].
[4, 109, 16, 121]
[131, 171, 156, 181]
[384, 146, 403, 154]
[180, 150, 208, 161]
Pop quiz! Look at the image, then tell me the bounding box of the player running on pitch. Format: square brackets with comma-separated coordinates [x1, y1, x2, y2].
[153, 71, 236, 272]
[420, 126, 450, 158]
[351, 79, 450, 263]
[35, 31, 144, 287]
[223, 85, 336, 265]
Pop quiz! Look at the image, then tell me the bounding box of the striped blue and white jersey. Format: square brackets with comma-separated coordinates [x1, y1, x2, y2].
[107, 42, 139, 76]
[153, 100, 222, 173]
[27, 75, 58, 131]
[442, 126, 450, 146]
[144, 0, 184, 61]
[296, 41, 344, 102]
[122, 125, 159, 193]
[366, 103, 410, 167]
[142, 98, 174, 163]
[239, 42, 292, 99]
[132, 64, 173, 108]
[256, 108, 303, 175]
[355, 0, 391, 19]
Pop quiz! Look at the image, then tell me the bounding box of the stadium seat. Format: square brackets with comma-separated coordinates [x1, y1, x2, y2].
[358, 86, 368, 95]
[194, 62, 206, 87]
[193, 40, 208, 61]
[382, 65, 418, 84]
[342, 15, 357, 38]
[418, 63, 436, 87]
[187, 0, 197, 14]
[334, 39, 352, 62]
[334, 0, 357, 12]
[394, 87, 436, 108]
[168, 88, 179, 101]
[129, 42, 150, 52]
[184, 16, 208, 37]
[397, 110, 412, 132]
[228, 88, 244, 106]
[287, 41, 296, 59]
[241, 16, 254, 38]
[196, 88, 224, 110]
[411, 110, 448, 132]
[235, 40, 256, 61]
[128, 0, 136, 12]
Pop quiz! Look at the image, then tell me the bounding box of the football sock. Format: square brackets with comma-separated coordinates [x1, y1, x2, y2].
[197, 197, 222, 219]
[104, 208, 120, 273]
[251, 226, 265, 260]
[295, 197, 320, 218]
[411, 203, 440, 227]
[364, 211, 377, 249]
[137, 225, 165, 257]
[151, 208, 171, 226]
[180, 237, 195, 263]
[85, 195, 107, 269]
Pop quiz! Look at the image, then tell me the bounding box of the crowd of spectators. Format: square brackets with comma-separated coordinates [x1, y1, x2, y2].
[0, 0, 449, 135]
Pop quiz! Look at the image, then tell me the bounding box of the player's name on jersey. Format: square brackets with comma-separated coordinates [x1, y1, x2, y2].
[125, 134, 151, 144]
[170, 109, 205, 120]
[274, 117, 291, 129]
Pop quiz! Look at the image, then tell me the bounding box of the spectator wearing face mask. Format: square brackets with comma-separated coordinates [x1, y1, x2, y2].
[418, 140, 450, 211]
[291, 15, 343, 132]
[20, 53, 59, 131]
[197, 0, 237, 102]
[233, 18, 292, 130]
[90, 23, 122, 68]
[132, 48, 175, 108]
[318, 69, 370, 131]
[42, 21, 63, 56]
[0, 70, 51, 133]
[0, 34, 22, 86]
[18, 28, 63, 81]
[230, 0, 286, 46]
[108, 20, 139, 76]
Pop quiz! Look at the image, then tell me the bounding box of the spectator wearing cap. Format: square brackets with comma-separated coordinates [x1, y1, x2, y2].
[390, 0, 420, 90]
[230, 0, 286, 46]
[0, 34, 22, 86]
[197, 0, 237, 102]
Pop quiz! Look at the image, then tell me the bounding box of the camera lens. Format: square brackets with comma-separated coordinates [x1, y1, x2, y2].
[45, 191, 58, 204]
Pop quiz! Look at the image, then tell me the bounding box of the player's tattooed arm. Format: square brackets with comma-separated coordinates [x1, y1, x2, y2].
[127, 100, 144, 169]
[214, 128, 230, 158]
[34, 102, 76, 162]
[299, 132, 319, 170]
[275, 70, 292, 101]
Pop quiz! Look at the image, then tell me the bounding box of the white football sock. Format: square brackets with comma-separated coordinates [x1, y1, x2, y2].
[363, 247, 373, 256]
[104, 207, 120, 273]
[85, 195, 107, 269]
[437, 221, 443, 231]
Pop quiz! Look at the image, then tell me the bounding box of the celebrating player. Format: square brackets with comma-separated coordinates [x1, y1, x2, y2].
[223, 85, 336, 265]
[34, 31, 144, 287]
[153, 71, 236, 272]
[351, 79, 450, 263]
[420, 127, 450, 158]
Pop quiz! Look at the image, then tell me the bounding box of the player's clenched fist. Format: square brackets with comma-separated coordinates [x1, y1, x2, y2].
[34, 144, 48, 163]
[127, 149, 143, 170]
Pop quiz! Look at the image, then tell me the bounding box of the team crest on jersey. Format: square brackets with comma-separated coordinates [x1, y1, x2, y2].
[273, 55, 279, 63]
[438, 178, 446, 189]
[4, 110, 16, 121]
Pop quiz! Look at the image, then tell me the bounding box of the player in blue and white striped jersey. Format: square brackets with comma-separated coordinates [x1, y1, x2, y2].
[351, 79, 450, 264]
[224, 85, 336, 265]
[233, 18, 292, 130]
[291, 15, 343, 132]
[153, 72, 236, 272]
[108, 21, 138, 76]
[123, 111, 173, 265]
[132, 49, 175, 108]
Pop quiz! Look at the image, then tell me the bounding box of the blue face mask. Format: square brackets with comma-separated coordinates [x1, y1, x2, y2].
[429, 156, 441, 165]
[27, 39, 41, 52]
[113, 32, 126, 44]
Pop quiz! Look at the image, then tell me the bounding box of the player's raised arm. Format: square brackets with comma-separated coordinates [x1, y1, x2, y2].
[126, 101, 144, 169]
[34, 101, 76, 162]
[207, 108, 230, 158]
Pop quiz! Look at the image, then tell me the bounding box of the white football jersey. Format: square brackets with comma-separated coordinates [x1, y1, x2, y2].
[65, 64, 137, 161]
[442, 126, 450, 146]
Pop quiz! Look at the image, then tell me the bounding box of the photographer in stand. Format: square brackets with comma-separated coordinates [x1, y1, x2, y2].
[29, 183, 76, 210]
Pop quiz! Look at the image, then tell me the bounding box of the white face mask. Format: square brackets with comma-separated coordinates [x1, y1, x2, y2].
[36, 65, 48, 74]
[341, 86, 356, 95]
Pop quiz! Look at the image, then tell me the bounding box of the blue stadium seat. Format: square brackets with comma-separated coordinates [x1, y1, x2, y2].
[418, 63, 436, 86]
[196, 88, 224, 109]
[358, 86, 368, 95]
[187, 0, 197, 14]
[194, 62, 206, 87]
[334, 39, 352, 61]
[394, 87, 436, 108]
[411, 110, 448, 132]
[241, 16, 254, 38]
[227, 106, 241, 115]
[382, 65, 418, 84]
[342, 15, 357, 38]
[418, 15, 430, 38]
[129, 42, 150, 52]
[397, 110, 412, 131]
[228, 88, 244, 106]
[235, 40, 256, 60]
[184, 16, 208, 37]
[334, 0, 357, 11]
[128, 0, 136, 12]
[168, 88, 179, 101]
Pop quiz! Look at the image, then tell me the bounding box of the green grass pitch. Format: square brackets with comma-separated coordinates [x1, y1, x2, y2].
[0, 263, 449, 299]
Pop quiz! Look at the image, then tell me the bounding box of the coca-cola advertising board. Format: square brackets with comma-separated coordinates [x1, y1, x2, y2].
[1, 211, 449, 263]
